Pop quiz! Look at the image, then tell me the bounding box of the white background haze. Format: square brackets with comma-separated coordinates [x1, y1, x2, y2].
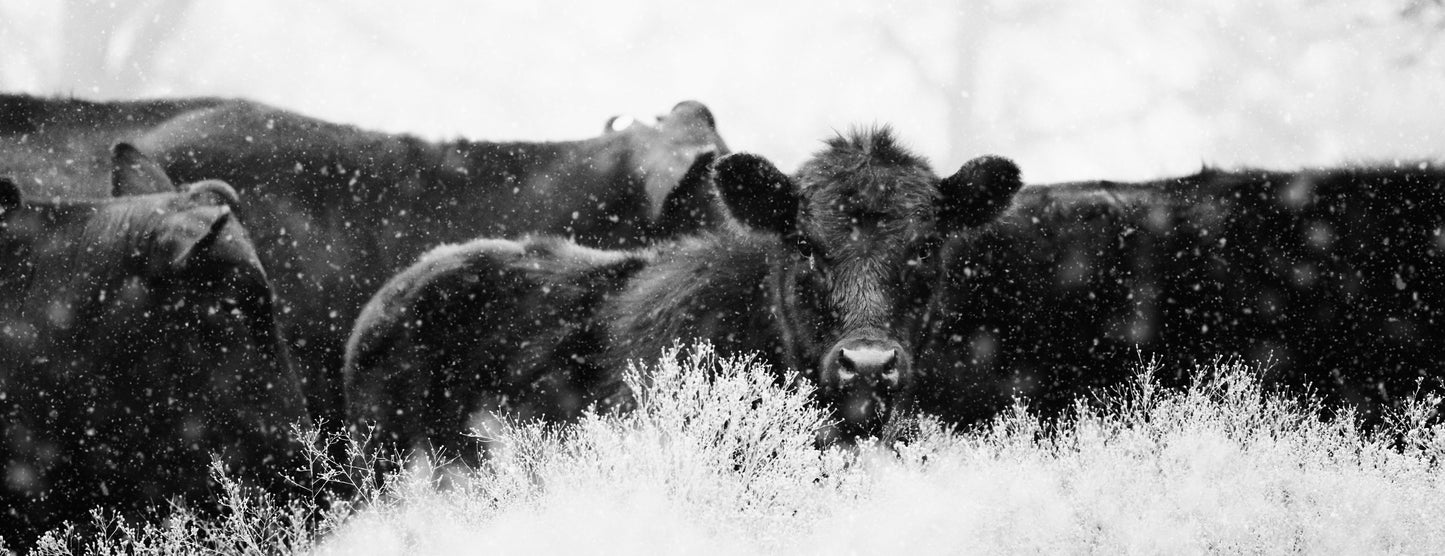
[2, 0, 1443, 182]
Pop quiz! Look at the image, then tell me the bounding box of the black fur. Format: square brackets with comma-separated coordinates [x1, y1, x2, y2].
[712, 153, 798, 234]
[0, 153, 307, 545]
[344, 127, 1025, 451]
[140, 100, 729, 426]
[0, 177, 18, 210]
[110, 142, 175, 196]
[919, 164, 1445, 424]
[1, 94, 730, 429]
[0, 94, 228, 197]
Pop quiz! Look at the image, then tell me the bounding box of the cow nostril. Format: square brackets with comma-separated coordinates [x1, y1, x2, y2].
[838, 347, 901, 386]
[880, 350, 902, 388]
[835, 349, 857, 387]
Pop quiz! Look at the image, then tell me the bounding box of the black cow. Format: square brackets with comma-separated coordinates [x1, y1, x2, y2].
[0, 145, 308, 544]
[127, 99, 730, 425]
[2, 95, 730, 426]
[916, 165, 1445, 424]
[0, 94, 228, 197]
[343, 127, 1023, 453]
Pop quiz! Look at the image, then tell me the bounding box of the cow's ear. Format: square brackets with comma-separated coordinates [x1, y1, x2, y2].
[938, 155, 1022, 233]
[604, 115, 636, 133]
[111, 142, 176, 196]
[0, 177, 20, 210]
[651, 151, 723, 235]
[712, 153, 798, 235]
[155, 180, 243, 270]
[156, 205, 234, 271]
[185, 180, 241, 208]
[666, 100, 718, 131]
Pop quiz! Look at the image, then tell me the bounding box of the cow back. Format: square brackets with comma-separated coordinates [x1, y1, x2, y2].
[0, 186, 307, 543]
[922, 166, 1445, 423]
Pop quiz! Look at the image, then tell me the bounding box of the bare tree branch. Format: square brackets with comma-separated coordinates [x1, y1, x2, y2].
[113, 0, 196, 93]
[873, 22, 949, 95]
[0, 6, 44, 86]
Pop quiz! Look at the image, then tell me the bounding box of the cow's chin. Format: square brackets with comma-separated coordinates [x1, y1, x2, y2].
[818, 390, 893, 443]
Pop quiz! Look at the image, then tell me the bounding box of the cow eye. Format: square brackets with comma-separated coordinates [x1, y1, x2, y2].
[794, 235, 818, 259]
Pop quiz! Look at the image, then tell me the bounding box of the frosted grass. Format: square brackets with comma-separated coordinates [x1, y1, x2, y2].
[17, 345, 1445, 555]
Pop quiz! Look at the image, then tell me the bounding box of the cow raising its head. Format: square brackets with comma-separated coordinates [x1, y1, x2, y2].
[710, 128, 1022, 434]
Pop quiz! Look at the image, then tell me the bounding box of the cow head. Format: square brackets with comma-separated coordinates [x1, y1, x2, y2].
[712, 128, 1022, 435]
[612, 101, 730, 224]
[0, 146, 305, 528]
[1, 145, 291, 388]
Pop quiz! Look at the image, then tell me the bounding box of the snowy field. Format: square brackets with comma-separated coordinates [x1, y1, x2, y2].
[15, 344, 1444, 555]
[6, 3, 1445, 553]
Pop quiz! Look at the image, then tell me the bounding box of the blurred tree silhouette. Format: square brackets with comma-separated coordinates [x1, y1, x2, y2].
[1399, 0, 1445, 63]
[58, 0, 194, 96]
[870, 4, 991, 159]
[2, 1, 1442, 181]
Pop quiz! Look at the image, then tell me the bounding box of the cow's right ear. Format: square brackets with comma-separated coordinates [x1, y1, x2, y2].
[111, 142, 177, 196]
[712, 153, 799, 235]
[0, 177, 20, 210]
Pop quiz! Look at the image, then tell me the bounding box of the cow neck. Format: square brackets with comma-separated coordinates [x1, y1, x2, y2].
[766, 243, 810, 379]
[912, 237, 960, 359]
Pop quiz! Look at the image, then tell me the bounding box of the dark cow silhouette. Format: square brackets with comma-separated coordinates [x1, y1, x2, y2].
[344, 127, 1023, 453]
[0, 94, 228, 197]
[916, 165, 1445, 424]
[131, 99, 729, 425]
[2, 94, 731, 427]
[0, 145, 308, 544]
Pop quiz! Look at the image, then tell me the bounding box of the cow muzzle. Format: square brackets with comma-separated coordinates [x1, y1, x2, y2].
[819, 331, 912, 431]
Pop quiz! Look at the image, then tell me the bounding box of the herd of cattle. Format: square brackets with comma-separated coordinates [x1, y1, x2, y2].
[1, 93, 1442, 542]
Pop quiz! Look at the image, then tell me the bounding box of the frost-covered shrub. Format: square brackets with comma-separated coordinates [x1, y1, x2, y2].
[17, 346, 1445, 555]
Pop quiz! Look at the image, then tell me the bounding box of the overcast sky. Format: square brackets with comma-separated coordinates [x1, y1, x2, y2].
[2, 0, 1443, 182]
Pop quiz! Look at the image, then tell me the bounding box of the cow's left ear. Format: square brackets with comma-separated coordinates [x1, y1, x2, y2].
[937, 155, 1022, 233]
[712, 153, 799, 235]
[111, 142, 177, 196]
[605, 115, 637, 134]
[0, 177, 20, 210]
[155, 205, 234, 271]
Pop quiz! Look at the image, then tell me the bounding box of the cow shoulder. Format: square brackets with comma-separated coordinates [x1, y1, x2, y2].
[605, 230, 775, 360]
[344, 236, 646, 391]
[346, 238, 505, 374]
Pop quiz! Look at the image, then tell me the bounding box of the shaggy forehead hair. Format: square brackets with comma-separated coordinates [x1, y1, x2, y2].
[817, 126, 930, 172]
[798, 126, 939, 220]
